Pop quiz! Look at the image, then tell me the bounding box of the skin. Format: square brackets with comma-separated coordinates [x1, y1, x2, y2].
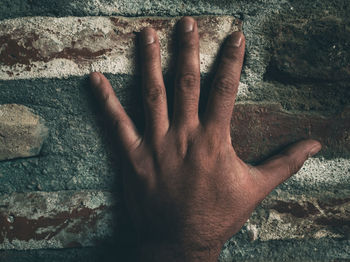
[90, 17, 322, 261]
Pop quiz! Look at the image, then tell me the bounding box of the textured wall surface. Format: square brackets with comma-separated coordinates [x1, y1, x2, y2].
[0, 0, 349, 261]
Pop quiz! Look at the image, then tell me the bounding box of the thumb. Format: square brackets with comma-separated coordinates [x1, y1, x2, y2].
[255, 139, 322, 194]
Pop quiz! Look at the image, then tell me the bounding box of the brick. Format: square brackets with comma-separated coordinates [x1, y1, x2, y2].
[0, 104, 48, 161]
[0, 191, 114, 250]
[247, 193, 350, 241]
[266, 16, 350, 83]
[0, 16, 241, 80]
[231, 103, 350, 162]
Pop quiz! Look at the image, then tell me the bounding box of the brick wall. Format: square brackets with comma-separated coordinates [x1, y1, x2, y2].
[0, 1, 349, 261]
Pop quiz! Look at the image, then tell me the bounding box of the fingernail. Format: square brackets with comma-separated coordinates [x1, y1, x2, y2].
[90, 72, 101, 86]
[182, 17, 194, 32]
[309, 142, 322, 157]
[230, 32, 243, 47]
[142, 30, 155, 45]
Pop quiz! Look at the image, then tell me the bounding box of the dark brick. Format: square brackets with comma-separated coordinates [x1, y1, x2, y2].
[266, 16, 350, 83]
[231, 103, 350, 162]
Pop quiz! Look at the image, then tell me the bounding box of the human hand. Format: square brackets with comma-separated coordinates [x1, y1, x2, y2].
[90, 17, 321, 261]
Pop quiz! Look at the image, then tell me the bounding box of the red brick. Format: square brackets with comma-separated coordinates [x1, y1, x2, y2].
[231, 103, 350, 162]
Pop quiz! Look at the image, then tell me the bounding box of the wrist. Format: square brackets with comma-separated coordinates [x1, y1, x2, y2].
[137, 240, 223, 262]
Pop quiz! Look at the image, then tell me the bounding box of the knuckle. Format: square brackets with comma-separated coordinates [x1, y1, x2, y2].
[213, 77, 237, 96]
[130, 158, 150, 178]
[144, 84, 164, 103]
[178, 73, 199, 90]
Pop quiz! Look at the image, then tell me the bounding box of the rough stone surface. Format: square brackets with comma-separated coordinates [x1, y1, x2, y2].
[0, 16, 241, 80]
[0, 190, 114, 250]
[1, 189, 350, 253]
[0, 77, 349, 259]
[1, 0, 349, 21]
[0, 78, 348, 194]
[1, 0, 348, 105]
[1, 15, 348, 116]
[0, 77, 122, 194]
[1, 238, 350, 262]
[219, 237, 350, 262]
[248, 193, 350, 241]
[0, 0, 349, 260]
[0, 104, 48, 161]
[266, 16, 350, 83]
[0, 248, 102, 262]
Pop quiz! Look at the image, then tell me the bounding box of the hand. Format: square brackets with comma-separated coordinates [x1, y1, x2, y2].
[90, 17, 321, 261]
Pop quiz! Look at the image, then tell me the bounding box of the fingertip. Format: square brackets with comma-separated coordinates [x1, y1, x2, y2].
[90, 72, 101, 86]
[141, 26, 156, 34]
[291, 139, 322, 156]
[180, 16, 195, 22]
[178, 16, 197, 33]
[140, 27, 157, 45]
[229, 31, 245, 48]
[307, 139, 322, 157]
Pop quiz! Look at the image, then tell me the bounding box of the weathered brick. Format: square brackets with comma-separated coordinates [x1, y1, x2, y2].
[0, 16, 241, 80]
[247, 193, 350, 241]
[0, 191, 114, 250]
[231, 103, 350, 162]
[0, 104, 48, 161]
[2, 190, 349, 251]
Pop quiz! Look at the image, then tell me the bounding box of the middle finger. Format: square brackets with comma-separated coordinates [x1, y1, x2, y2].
[172, 17, 201, 130]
